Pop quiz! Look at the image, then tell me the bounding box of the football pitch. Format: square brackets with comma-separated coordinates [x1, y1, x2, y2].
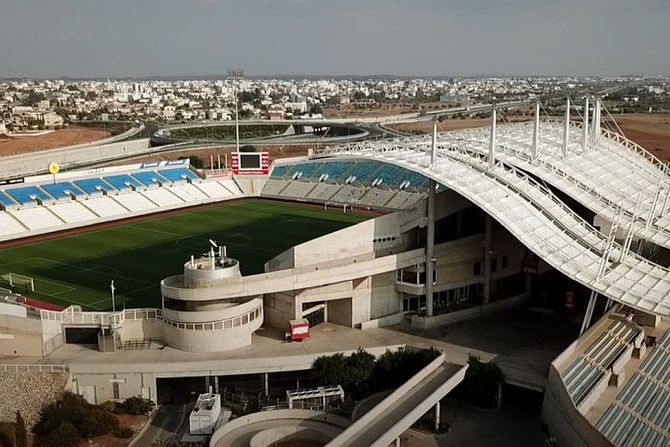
[0, 200, 369, 311]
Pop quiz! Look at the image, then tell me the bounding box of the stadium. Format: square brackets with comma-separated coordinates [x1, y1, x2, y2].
[0, 98, 669, 446]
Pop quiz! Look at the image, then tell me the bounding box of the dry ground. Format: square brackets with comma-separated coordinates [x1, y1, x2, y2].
[0, 126, 110, 156]
[612, 114, 670, 161]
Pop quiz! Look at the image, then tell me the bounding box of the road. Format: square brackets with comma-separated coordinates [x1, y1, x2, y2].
[130, 404, 189, 447]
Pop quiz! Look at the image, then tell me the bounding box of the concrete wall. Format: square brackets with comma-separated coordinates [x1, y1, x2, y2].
[0, 138, 150, 179]
[411, 292, 530, 329]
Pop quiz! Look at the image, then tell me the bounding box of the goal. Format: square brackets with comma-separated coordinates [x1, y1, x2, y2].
[0, 273, 35, 292]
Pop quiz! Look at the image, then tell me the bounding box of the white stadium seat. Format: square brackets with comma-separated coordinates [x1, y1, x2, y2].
[48, 202, 97, 224]
[9, 207, 64, 230]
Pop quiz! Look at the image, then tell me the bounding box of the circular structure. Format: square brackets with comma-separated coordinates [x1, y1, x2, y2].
[48, 161, 60, 174]
[209, 409, 351, 447]
[158, 249, 263, 352]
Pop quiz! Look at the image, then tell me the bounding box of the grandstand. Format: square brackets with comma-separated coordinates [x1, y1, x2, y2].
[263, 159, 430, 210]
[0, 159, 244, 241]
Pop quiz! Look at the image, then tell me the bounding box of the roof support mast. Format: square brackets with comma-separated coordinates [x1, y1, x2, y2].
[582, 97, 589, 151]
[562, 97, 570, 157]
[532, 100, 540, 161]
[488, 104, 497, 168]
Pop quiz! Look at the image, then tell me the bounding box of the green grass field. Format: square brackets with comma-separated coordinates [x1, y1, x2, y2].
[0, 200, 368, 311]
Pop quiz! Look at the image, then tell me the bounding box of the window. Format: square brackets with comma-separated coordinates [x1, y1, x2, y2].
[502, 255, 508, 270]
[473, 261, 482, 276]
[491, 258, 498, 273]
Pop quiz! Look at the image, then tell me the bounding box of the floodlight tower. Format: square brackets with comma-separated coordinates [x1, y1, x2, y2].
[227, 69, 245, 153]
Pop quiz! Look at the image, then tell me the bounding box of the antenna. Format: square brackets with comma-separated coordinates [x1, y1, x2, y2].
[209, 239, 218, 249]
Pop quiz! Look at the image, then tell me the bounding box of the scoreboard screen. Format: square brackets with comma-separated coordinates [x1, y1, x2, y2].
[231, 151, 270, 175]
[239, 153, 262, 169]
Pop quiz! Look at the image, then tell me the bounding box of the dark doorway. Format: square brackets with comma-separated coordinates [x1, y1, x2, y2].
[156, 376, 206, 405]
[64, 327, 99, 345]
[305, 307, 325, 328]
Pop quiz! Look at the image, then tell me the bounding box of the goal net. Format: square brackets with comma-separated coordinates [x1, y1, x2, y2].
[0, 273, 35, 292]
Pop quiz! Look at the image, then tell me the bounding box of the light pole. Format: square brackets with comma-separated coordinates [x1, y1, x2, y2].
[227, 69, 245, 153]
[110, 280, 116, 313]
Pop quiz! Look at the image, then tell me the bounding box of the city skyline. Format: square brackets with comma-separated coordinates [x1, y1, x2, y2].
[1, 0, 669, 78]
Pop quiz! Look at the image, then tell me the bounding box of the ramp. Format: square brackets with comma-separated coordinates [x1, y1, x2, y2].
[327, 354, 467, 447]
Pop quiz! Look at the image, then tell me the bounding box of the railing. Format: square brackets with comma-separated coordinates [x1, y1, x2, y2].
[0, 364, 69, 373]
[38, 302, 264, 332]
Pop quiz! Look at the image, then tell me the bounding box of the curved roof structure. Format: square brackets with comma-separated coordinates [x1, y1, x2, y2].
[345, 120, 670, 249]
[316, 125, 670, 317]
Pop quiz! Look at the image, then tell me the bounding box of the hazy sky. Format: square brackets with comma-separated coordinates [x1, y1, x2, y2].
[1, 0, 669, 78]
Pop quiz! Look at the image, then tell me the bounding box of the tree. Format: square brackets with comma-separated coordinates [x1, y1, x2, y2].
[239, 145, 256, 153]
[313, 353, 348, 386]
[309, 104, 323, 115]
[121, 396, 155, 415]
[345, 349, 375, 397]
[15, 411, 27, 447]
[455, 355, 505, 408]
[22, 90, 46, 107]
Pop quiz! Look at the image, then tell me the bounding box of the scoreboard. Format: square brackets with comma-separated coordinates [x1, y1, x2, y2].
[231, 152, 270, 175]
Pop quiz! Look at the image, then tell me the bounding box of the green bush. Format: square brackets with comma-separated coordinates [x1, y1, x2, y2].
[122, 396, 155, 415]
[99, 400, 116, 414]
[34, 392, 120, 444]
[453, 355, 505, 408]
[114, 427, 134, 438]
[37, 421, 79, 447]
[77, 409, 118, 438]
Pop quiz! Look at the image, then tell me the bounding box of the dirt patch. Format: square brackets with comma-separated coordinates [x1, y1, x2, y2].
[71, 414, 149, 447]
[0, 126, 111, 157]
[612, 114, 670, 161]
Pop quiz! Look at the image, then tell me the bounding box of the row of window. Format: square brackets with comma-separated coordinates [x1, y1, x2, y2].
[473, 255, 509, 276]
[402, 283, 483, 312]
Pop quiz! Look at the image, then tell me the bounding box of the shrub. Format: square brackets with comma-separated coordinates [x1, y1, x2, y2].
[77, 409, 118, 438]
[99, 400, 116, 414]
[34, 391, 119, 443]
[37, 421, 79, 447]
[114, 427, 134, 438]
[122, 396, 155, 415]
[453, 355, 505, 408]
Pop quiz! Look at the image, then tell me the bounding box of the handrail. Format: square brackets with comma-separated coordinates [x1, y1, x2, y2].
[0, 364, 69, 373]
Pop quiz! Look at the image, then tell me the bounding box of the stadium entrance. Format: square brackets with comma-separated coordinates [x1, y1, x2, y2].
[64, 326, 99, 345]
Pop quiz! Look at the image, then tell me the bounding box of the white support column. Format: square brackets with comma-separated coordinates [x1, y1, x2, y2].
[563, 97, 570, 157]
[532, 101, 540, 161]
[593, 98, 602, 144]
[582, 97, 589, 151]
[482, 215, 492, 305]
[434, 401, 441, 432]
[488, 105, 497, 168]
[580, 290, 598, 336]
[647, 174, 665, 230]
[426, 180, 436, 317]
[431, 116, 437, 166]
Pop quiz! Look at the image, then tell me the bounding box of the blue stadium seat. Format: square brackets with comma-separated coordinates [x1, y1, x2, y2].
[132, 171, 169, 187]
[5, 186, 53, 205]
[271, 165, 294, 178]
[0, 191, 17, 208]
[293, 163, 322, 180]
[318, 162, 353, 183]
[74, 178, 116, 195]
[159, 168, 200, 183]
[373, 165, 406, 187]
[41, 182, 85, 199]
[104, 174, 143, 191]
[348, 161, 382, 185]
[401, 171, 429, 190]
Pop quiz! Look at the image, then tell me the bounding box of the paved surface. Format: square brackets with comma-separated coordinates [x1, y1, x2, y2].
[5, 324, 493, 376]
[400, 399, 546, 447]
[130, 403, 188, 447]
